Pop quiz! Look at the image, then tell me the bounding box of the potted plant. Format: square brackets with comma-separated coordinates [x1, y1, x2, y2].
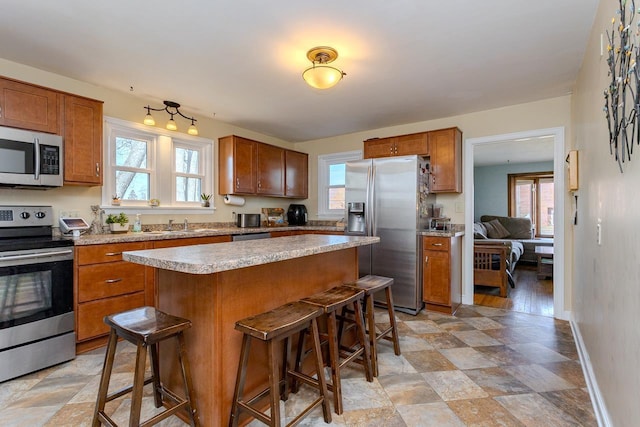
[200, 193, 212, 207]
[106, 212, 129, 233]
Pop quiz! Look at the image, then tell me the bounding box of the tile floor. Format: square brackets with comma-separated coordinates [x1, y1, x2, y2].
[0, 305, 596, 426]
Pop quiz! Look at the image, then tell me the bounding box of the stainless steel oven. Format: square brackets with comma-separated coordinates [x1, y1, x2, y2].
[0, 205, 75, 382]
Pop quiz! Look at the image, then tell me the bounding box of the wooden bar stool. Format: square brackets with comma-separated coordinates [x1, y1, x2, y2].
[229, 301, 331, 427]
[342, 275, 401, 377]
[297, 286, 373, 415]
[92, 307, 198, 427]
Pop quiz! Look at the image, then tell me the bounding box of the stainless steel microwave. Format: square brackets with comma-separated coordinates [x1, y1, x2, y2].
[0, 126, 63, 188]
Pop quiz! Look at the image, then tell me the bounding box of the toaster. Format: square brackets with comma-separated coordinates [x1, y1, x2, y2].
[236, 213, 261, 228]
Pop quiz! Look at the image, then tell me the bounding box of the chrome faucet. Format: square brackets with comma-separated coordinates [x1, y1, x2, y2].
[183, 218, 188, 231]
[167, 219, 174, 231]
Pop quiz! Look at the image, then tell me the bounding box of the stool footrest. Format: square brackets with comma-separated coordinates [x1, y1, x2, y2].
[105, 376, 154, 403]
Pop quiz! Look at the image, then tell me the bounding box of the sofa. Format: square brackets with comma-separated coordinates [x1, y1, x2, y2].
[473, 215, 553, 297]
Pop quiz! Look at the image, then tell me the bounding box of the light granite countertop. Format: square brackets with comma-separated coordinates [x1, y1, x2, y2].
[419, 224, 465, 238]
[122, 234, 380, 275]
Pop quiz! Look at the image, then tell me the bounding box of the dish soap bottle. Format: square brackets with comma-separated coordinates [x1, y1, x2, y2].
[133, 214, 142, 233]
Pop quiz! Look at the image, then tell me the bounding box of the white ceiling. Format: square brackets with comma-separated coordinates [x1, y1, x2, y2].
[473, 136, 556, 166]
[0, 1, 598, 143]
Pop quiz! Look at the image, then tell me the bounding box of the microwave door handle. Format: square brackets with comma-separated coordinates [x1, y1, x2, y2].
[34, 137, 40, 180]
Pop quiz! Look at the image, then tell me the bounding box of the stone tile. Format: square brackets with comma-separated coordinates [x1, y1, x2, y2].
[422, 371, 489, 401]
[387, 334, 434, 352]
[452, 306, 482, 318]
[540, 388, 597, 426]
[0, 405, 58, 427]
[473, 345, 534, 366]
[508, 343, 570, 363]
[537, 338, 580, 360]
[472, 305, 512, 317]
[460, 316, 505, 330]
[341, 406, 406, 426]
[403, 320, 444, 334]
[375, 353, 418, 377]
[44, 401, 95, 426]
[447, 397, 526, 426]
[68, 372, 137, 404]
[434, 321, 477, 332]
[504, 364, 575, 393]
[438, 347, 498, 370]
[495, 393, 581, 426]
[0, 378, 40, 410]
[539, 361, 587, 388]
[377, 374, 441, 405]
[451, 330, 503, 347]
[396, 402, 465, 427]
[45, 353, 105, 378]
[463, 367, 533, 396]
[483, 327, 543, 345]
[6, 375, 92, 409]
[421, 333, 468, 350]
[339, 377, 393, 411]
[403, 350, 457, 373]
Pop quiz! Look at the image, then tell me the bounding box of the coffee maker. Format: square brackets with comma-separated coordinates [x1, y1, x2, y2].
[287, 204, 308, 225]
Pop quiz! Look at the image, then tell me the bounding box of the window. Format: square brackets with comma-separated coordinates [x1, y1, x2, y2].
[104, 117, 213, 212]
[508, 172, 554, 237]
[318, 150, 362, 218]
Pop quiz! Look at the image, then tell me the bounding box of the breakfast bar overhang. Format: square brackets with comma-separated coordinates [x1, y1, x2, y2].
[123, 234, 379, 426]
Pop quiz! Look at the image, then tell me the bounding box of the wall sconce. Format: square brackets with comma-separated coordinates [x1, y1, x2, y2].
[143, 100, 198, 135]
[302, 46, 346, 89]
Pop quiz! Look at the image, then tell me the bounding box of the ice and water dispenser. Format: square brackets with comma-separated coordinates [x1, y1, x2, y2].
[347, 202, 366, 234]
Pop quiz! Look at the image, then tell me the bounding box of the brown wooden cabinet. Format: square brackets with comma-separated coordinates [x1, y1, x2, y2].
[62, 94, 103, 185]
[257, 142, 285, 196]
[75, 241, 151, 352]
[364, 132, 429, 159]
[422, 235, 462, 314]
[285, 149, 308, 198]
[0, 77, 60, 134]
[218, 134, 308, 199]
[429, 127, 462, 193]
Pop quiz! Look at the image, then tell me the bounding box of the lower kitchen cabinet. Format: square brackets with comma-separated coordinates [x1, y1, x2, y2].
[422, 235, 462, 314]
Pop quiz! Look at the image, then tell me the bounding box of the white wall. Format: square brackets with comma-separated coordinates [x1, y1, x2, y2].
[0, 58, 296, 226]
[474, 161, 553, 221]
[571, 0, 640, 424]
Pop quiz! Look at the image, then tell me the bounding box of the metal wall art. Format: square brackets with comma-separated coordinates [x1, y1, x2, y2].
[604, 0, 640, 172]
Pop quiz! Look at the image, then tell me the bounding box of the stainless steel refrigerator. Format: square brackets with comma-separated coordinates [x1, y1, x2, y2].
[345, 155, 433, 314]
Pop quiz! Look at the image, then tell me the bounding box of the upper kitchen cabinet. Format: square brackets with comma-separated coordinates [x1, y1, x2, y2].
[218, 135, 308, 199]
[285, 149, 308, 198]
[62, 94, 103, 186]
[219, 135, 257, 195]
[363, 132, 429, 159]
[257, 142, 285, 196]
[428, 127, 462, 193]
[0, 76, 60, 134]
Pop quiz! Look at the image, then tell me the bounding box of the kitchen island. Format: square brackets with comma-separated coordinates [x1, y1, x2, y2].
[123, 234, 379, 426]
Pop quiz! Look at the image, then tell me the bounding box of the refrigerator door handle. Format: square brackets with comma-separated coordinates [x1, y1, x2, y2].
[369, 164, 376, 236]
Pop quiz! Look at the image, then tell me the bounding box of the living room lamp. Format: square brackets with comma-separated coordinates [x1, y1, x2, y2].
[143, 101, 198, 135]
[302, 46, 346, 89]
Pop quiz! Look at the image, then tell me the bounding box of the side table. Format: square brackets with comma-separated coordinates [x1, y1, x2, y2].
[535, 245, 554, 279]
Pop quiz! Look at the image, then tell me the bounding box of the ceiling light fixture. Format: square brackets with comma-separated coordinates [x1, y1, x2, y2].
[302, 46, 346, 89]
[143, 101, 198, 135]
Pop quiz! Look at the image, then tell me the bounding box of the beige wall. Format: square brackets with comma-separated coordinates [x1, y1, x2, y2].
[571, 0, 639, 424]
[0, 58, 296, 225]
[295, 95, 572, 224]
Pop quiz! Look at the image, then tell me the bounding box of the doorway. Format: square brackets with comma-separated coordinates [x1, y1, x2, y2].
[462, 127, 567, 320]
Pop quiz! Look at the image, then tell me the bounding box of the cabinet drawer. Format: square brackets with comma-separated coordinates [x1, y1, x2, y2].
[422, 237, 450, 252]
[76, 242, 148, 265]
[76, 292, 145, 341]
[77, 261, 145, 302]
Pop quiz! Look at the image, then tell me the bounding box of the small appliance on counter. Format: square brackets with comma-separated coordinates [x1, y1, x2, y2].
[236, 213, 261, 228]
[429, 217, 451, 231]
[287, 204, 308, 225]
[262, 208, 286, 226]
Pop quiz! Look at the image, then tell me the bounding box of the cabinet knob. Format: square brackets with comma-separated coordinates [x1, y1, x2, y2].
[432, 243, 443, 246]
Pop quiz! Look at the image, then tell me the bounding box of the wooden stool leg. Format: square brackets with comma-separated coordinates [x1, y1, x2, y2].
[365, 294, 378, 376]
[267, 339, 280, 427]
[229, 334, 251, 427]
[291, 330, 305, 394]
[92, 329, 118, 427]
[385, 287, 401, 356]
[149, 343, 163, 408]
[309, 318, 331, 423]
[129, 342, 148, 427]
[353, 300, 373, 383]
[326, 311, 343, 414]
[176, 332, 198, 426]
[281, 337, 291, 401]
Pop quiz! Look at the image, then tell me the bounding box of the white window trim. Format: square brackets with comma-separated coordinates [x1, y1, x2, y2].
[317, 150, 362, 219]
[102, 116, 214, 215]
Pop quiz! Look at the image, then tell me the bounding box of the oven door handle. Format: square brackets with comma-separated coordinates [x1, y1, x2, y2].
[0, 249, 73, 262]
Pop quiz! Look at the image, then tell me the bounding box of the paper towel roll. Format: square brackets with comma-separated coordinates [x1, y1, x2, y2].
[224, 194, 246, 206]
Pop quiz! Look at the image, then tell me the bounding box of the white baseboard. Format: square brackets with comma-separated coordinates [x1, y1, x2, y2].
[570, 318, 612, 427]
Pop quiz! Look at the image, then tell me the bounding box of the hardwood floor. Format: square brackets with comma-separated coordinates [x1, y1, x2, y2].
[474, 264, 554, 317]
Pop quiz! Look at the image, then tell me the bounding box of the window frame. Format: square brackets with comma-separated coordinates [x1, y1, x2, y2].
[172, 139, 207, 206]
[317, 150, 362, 219]
[103, 117, 214, 214]
[508, 171, 554, 237]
